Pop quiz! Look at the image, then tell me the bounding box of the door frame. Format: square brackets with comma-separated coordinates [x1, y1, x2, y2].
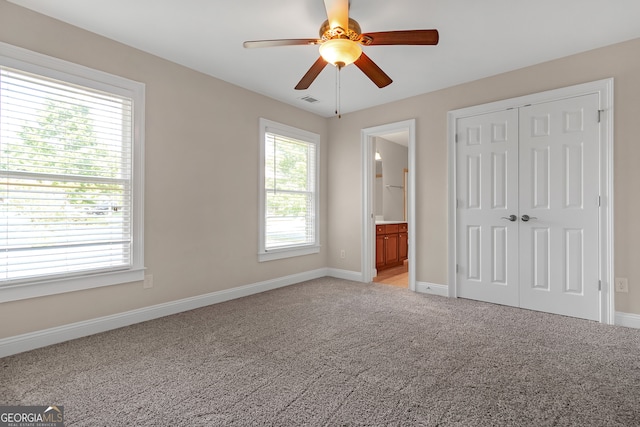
[361, 119, 416, 291]
[447, 79, 614, 324]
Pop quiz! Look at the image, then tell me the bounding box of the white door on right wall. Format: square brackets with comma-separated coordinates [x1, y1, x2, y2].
[456, 93, 601, 321]
[518, 94, 600, 320]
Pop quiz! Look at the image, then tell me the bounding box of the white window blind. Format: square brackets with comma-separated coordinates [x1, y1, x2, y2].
[0, 66, 133, 283]
[259, 118, 319, 261]
[264, 131, 317, 250]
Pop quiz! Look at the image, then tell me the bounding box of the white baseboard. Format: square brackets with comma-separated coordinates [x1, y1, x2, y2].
[7, 271, 634, 359]
[615, 311, 640, 329]
[326, 268, 363, 282]
[0, 268, 328, 358]
[416, 281, 448, 297]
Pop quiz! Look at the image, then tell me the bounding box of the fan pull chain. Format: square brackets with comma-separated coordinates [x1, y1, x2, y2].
[336, 64, 342, 119]
[335, 66, 340, 118]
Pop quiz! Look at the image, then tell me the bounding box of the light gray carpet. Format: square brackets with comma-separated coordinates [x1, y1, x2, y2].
[1, 277, 639, 426]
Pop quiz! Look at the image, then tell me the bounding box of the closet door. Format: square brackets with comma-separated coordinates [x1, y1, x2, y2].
[455, 93, 601, 321]
[456, 110, 519, 306]
[518, 94, 600, 320]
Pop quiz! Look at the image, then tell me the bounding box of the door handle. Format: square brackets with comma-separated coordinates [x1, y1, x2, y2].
[521, 214, 537, 222]
[501, 214, 517, 222]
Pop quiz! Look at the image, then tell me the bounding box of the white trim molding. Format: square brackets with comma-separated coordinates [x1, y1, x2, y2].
[615, 312, 640, 329]
[4, 269, 637, 358]
[0, 268, 328, 358]
[326, 268, 363, 282]
[416, 282, 449, 297]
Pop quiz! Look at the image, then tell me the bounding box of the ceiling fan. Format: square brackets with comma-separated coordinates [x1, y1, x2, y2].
[243, 0, 439, 90]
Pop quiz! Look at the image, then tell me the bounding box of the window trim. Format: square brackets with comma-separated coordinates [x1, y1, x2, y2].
[258, 118, 320, 262]
[0, 42, 145, 303]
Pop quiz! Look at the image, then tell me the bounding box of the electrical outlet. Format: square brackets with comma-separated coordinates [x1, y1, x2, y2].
[615, 277, 628, 293]
[340, 249, 346, 259]
[143, 274, 154, 289]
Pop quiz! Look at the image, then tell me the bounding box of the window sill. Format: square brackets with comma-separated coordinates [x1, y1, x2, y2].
[258, 245, 320, 262]
[0, 268, 145, 303]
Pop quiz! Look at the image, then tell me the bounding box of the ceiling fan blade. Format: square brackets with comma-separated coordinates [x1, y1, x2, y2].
[295, 57, 328, 90]
[324, 0, 349, 30]
[354, 52, 392, 88]
[243, 39, 321, 48]
[361, 29, 439, 46]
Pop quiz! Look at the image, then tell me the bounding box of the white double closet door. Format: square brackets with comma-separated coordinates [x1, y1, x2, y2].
[456, 94, 600, 320]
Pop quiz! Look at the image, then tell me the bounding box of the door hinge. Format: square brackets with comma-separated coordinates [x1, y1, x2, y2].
[598, 196, 601, 207]
[456, 264, 459, 273]
[455, 133, 459, 143]
[598, 109, 605, 123]
[598, 280, 602, 291]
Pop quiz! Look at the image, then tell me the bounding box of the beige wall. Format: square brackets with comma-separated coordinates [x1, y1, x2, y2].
[1, 1, 640, 341]
[0, 1, 328, 338]
[327, 37, 640, 315]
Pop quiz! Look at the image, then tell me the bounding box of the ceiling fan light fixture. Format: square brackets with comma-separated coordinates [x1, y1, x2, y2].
[319, 38, 362, 67]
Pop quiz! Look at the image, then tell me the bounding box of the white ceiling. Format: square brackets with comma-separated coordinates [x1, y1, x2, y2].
[9, 0, 640, 117]
[379, 131, 408, 147]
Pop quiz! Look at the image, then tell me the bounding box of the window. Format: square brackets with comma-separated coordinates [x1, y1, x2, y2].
[259, 118, 319, 262]
[0, 43, 144, 302]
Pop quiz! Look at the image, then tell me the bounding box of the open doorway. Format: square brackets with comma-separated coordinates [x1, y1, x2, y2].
[372, 134, 409, 287]
[361, 120, 415, 291]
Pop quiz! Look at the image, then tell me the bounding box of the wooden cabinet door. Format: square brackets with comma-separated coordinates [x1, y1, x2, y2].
[385, 233, 399, 265]
[376, 234, 385, 269]
[399, 232, 408, 260]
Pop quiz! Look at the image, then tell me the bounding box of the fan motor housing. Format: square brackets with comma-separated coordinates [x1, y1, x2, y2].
[320, 18, 362, 41]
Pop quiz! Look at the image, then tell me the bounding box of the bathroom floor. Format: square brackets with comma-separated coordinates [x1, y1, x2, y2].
[372, 260, 408, 288]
